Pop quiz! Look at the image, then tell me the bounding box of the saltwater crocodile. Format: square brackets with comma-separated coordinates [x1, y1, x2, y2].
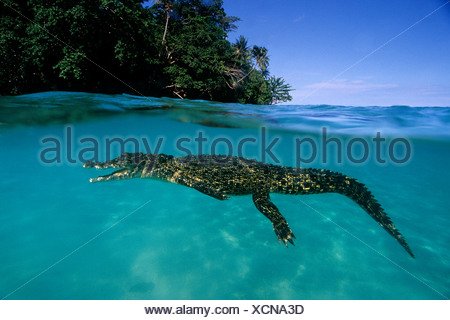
[84, 152, 414, 257]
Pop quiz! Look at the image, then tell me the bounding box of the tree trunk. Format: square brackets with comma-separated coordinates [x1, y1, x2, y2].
[162, 10, 170, 44]
[236, 61, 258, 83]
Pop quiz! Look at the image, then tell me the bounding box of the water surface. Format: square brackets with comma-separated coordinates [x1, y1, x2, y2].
[0, 92, 449, 299]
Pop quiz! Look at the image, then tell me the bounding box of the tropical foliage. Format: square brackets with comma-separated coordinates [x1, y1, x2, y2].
[0, 0, 293, 104]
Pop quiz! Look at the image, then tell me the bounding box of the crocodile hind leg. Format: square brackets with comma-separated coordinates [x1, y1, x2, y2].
[252, 188, 296, 246]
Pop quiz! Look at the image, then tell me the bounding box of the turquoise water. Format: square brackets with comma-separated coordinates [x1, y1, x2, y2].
[0, 92, 449, 299]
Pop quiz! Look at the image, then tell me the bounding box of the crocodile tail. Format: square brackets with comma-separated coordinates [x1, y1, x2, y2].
[326, 171, 415, 258]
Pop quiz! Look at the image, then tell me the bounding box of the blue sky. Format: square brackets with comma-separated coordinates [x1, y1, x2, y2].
[145, 0, 450, 106]
[222, 0, 450, 106]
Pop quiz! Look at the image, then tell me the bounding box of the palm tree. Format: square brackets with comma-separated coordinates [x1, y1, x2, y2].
[252, 46, 269, 73]
[223, 36, 248, 88]
[232, 35, 249, 62]
[268, 76, 293, 105]
[218, 15, 240, 38]
[237, 45, 269, 83]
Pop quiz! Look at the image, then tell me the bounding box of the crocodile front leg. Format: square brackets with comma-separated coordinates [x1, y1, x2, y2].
[252, 188, 296, 246]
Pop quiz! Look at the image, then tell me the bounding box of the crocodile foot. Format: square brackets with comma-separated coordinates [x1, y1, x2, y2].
[273, 221, 296, 247]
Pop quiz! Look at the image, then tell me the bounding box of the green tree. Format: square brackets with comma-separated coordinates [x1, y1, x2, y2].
[238, 71, 272, 105]
[160, 2, 234, 100]
[0, 0, 30, 94]
[237, 45, 269, 83]
[0, 0, 293, 104]
[153, 0, 173, 44]
[232, 35, 249, 63]
[268, 76, 293, 105]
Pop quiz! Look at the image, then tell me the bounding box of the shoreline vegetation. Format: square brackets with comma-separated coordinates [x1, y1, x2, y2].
[0, 0, 293, 105]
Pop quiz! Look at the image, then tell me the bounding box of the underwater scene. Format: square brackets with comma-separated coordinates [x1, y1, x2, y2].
[0, 91, 449, 299]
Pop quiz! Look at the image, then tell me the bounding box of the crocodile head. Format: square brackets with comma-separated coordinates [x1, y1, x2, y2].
[83, 152, 151, 183]
[83, 153, 176, 183]
[83, 152, 146, 170]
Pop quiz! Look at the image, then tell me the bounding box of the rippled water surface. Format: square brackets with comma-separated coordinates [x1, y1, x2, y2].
[0, 92, 449, 299]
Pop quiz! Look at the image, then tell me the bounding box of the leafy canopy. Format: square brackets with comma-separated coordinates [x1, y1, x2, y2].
[0, 0, 293, 104]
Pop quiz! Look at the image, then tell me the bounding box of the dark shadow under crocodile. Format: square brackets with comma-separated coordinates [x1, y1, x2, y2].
[84, 152, 415, 258]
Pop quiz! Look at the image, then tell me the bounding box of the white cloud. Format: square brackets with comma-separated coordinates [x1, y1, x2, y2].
[304, 79, 398, 94]
[293, 14, 305, 23]
[416, 85, 450, 96]
[289, 79, 449, 106]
